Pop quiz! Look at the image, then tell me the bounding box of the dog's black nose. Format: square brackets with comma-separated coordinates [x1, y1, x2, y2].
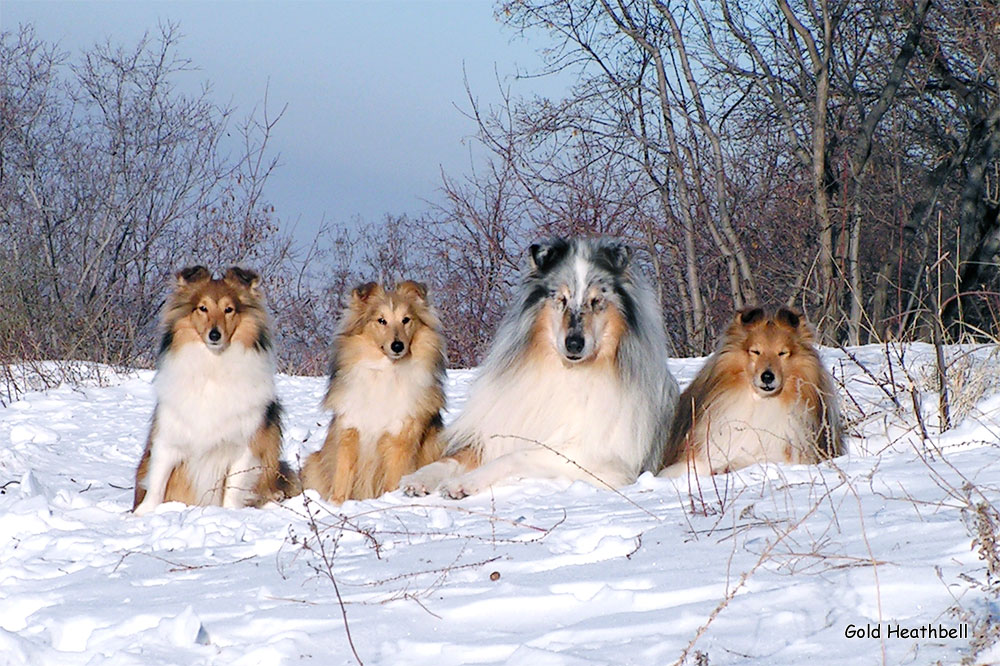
[565, 335, 584, 355]
[390, 340, 405, 354]
[208, 328, 221, 342]
[761, 369, 775, 385]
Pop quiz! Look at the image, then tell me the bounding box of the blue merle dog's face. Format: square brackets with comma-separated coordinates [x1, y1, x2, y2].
[527, 239, 631, 365]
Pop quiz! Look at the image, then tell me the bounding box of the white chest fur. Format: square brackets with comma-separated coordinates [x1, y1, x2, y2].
[329, 356, 436, 447]
[450, 362, 644, 471]
[153, 343, 275, 453]
[701, 390, 813, 470]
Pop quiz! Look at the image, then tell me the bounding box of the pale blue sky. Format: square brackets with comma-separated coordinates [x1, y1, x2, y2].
[3, 1, 560, 237]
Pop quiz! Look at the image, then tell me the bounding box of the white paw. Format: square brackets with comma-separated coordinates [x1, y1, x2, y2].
[400, 471, 434, 497]
[401, 461, 457, 497]
[439, 473, 483, 500]
[132, 499, 157, 516]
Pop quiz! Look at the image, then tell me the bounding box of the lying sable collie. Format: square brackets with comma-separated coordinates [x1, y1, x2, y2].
[401, 237, 679, 498]
[659, 305, 843, 477]
[132, 266, 299, 515]
[301, 281, 447, 502]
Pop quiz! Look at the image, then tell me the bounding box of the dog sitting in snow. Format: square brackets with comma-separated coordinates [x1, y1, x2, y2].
[132, 266, 298, 515]
[301, 281, 447, 502]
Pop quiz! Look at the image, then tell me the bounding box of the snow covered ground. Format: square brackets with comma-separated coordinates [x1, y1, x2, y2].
[1, 344, 999, 665]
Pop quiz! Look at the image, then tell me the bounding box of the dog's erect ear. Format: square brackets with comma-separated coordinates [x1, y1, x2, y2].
[395, 280, 428, 303]
[175, 265, 210, 287]
[738, 306, 765, 326]
[776, 306, 802, 329]
[529, 238, 569, 273]
[224, 266, 261, 296]
[596, 242, 632, 273]
[351, 282, 384, 304]
[224, 266, 260, 288]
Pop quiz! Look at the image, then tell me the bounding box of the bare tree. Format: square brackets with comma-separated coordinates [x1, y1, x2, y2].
[478, 0, 999, 349]
[0, 24, 294, 375]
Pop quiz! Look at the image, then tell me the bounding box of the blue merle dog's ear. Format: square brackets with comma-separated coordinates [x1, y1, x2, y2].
[596, 242, 632, 273]
[175, 265, 210, 287]
[528, 239, 569, 273]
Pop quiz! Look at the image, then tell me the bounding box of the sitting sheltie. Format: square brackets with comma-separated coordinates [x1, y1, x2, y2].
[132, 266, 299, 515]
[301, 281, 447, 503]
[659, 305, 844, 478]
[401, 237, 679, 498]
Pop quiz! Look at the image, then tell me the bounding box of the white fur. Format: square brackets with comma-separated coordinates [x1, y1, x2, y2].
[329, 354, 438, 449]
[403, 357, 648, 497]
[573, 254, 589, 307]
[402, 237, 678, 498]
[660, 388, 816, 478]
[401, 457, 464, 496]
[133, 342, 275, 515]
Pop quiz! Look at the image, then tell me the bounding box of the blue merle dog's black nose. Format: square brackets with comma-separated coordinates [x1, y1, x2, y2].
[391, 340, 404, 354]
[208, 328, 221, 342]
[565, 335, 584, 355]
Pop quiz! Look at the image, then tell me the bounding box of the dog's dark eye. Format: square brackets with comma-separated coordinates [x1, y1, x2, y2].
[557, 294, 568, 308]
[778, 350, 790, 357]
[224, 306, 234, 314]
[402, 317, 410, 324]
[749, 349, 761, 356]
[377, 318, 387, 326]
[198, 305, 208, 313]
[590, 296, 603, 309]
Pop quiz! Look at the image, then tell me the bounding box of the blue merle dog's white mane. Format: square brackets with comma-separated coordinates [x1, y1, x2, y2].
[445, 236, 679, 473]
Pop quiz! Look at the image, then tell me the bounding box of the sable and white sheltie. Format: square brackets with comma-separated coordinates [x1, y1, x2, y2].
[132, 266, 299, 515]
[401, 237, 679, 499]
[659, 305, 844, 478]
[301, 281, 447, 503]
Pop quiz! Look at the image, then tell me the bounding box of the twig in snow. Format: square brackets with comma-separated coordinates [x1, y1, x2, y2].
[301, 492, 364, 666]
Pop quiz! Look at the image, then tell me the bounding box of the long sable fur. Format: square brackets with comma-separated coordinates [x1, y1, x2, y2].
[132, 266, 300, 511]
[301, 280, 447, 502]
[661, 305, 844, 475]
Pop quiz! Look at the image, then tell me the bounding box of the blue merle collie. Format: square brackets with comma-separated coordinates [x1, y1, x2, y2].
[133, 266, 299, 515]
[401, 237, 679, 498]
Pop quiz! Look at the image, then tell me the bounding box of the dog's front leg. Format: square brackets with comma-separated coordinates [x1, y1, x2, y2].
[331, 428, 360, 503]
[133, 442, 179, 516]
[223, 448, 263, 509]
[400, 446, 479, 497]
[376, 420, 422, 495]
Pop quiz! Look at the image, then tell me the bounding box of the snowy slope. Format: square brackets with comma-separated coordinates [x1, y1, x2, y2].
[1, 345, 999, 665]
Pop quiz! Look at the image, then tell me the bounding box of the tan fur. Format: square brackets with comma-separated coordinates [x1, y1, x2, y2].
[133, 425, 197, 506]
[249, 416, 301, 503]
[438, 447, 481, 474]
[660, 305, 844, 477]
[302, 280, 447, 502]
[132, 266, 299, 513]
